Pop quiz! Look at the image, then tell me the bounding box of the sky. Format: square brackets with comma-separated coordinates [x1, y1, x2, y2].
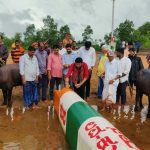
[0, 0, 150, 41]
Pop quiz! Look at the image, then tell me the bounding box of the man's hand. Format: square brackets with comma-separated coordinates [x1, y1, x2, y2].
[39, 75, 42, 80]
[89, 69, 92, 75]
[48, 72, 52, 80]
[35, 78, 39, 84]
[44, 70, 48, 75]
[22, 76, 26, 85]
[64, 64, 69, 68]
[75, 83, 82, 88]
[48, 75, 51, 80]
[22, 79, 26, 85]
[66, 82, 70, 88]
[109, 80, 114, 84]
[100, 73, 105, 78]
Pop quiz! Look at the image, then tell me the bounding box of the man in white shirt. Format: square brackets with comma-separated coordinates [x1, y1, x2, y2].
[116, 48, 131, 105]
[102, 50, 122, 110]
[19, 46, 40, 109]
[78, 41, 96, 100]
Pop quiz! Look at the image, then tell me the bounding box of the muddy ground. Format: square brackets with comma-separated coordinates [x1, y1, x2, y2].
[0, 52, 150, 150]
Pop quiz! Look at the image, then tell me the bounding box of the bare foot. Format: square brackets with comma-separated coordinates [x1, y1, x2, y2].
[43, 100, 49, 104]
[86, 97, 90, 102]
[100, 107, 105, 112]
[50, 100, 53, 106]
[33, 105, 41, 109]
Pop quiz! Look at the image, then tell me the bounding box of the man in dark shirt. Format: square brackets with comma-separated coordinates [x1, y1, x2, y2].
[0, 35, 8, 64]
[129, 48, 144, 85]
[128, 48, 144, 107]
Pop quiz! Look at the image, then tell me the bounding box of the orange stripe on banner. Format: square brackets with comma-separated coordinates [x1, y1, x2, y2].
[54, 88, 72, 115]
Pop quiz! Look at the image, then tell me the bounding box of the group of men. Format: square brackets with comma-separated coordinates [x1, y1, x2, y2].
[19, 40, 96, 108]
[97, 43, 148, 111]
[0, 33, 150, 111]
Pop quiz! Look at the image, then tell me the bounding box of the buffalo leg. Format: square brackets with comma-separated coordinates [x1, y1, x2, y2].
[135, 87, 143, 111]
[2, 89, 8, 105]
[7, 88, 13, 108]
[147, 95, 150, 118]
[135, 95, 139, 111]
[139, 94, 144, 109]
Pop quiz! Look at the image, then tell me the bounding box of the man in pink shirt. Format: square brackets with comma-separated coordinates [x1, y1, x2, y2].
[47, 45, 63, 104]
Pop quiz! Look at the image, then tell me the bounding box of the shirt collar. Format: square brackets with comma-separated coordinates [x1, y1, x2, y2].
[38, 49, 45, 54]
[109, 58, 115, 64]
[27, 54, 34, 59]
[64, 51, 73, 55]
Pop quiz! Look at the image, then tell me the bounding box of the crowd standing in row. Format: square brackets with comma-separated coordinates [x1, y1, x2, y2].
[0, 34, 150, 111]
[97, 42, 149, 111]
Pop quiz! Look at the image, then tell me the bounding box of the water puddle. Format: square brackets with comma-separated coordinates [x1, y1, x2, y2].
[0, 102, 150, 150]
[0, 106, 69, 150]
[98, 104, 150, 150]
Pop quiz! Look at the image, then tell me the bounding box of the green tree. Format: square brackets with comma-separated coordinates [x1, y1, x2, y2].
[104, 33, 111, 45]
[14, 32, 22, 41]
[138, 22, 150, 36]
[82, 25, 93, 42]
[115, 20, 134, 42]
[3, 36, 14, 49]
[59, 25, 70, 41]
[132, 30, 141, 42]
[0, 32, 5, 38]
[42, 15, 59, 46]
[23, 24, 36, 48]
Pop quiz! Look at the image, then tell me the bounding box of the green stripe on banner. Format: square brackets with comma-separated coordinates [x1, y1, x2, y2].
[66, 101, 101, 150]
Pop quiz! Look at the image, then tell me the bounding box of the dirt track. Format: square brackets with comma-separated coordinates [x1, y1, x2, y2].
[0, 52, 150, 149]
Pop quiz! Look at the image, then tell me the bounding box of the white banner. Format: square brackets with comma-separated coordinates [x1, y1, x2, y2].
[77, 117, 139, 150]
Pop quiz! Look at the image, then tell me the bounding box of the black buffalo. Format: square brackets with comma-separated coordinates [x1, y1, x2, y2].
[0, 63, 22, 107]
[136, 69, 150, 118]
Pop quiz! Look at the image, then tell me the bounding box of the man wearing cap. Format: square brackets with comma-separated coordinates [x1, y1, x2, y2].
[116, 48, 131, 106]
[19, 46, 40, 109]
[102, 50, 122, 109]
[78, 41, 96, 101]
[146, 53, 150, 69]
[97, 45, 108, 99]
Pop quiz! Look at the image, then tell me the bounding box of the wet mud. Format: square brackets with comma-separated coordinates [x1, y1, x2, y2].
[0, 53, 149, 150]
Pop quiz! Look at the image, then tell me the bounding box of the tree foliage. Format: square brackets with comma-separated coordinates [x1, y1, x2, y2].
[23, 24, 36, 48]
[82, 25, 93, 42]
[115, 20, 134, 42]
[59, 25, 70, 41]
[1, 16, 150, 50]
[138, 22, 150, 36]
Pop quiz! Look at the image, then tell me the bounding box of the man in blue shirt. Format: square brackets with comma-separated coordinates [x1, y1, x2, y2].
[35, 42, 48, 102]
[62, 44, 77, 87]
[135, 41, 141, 53]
